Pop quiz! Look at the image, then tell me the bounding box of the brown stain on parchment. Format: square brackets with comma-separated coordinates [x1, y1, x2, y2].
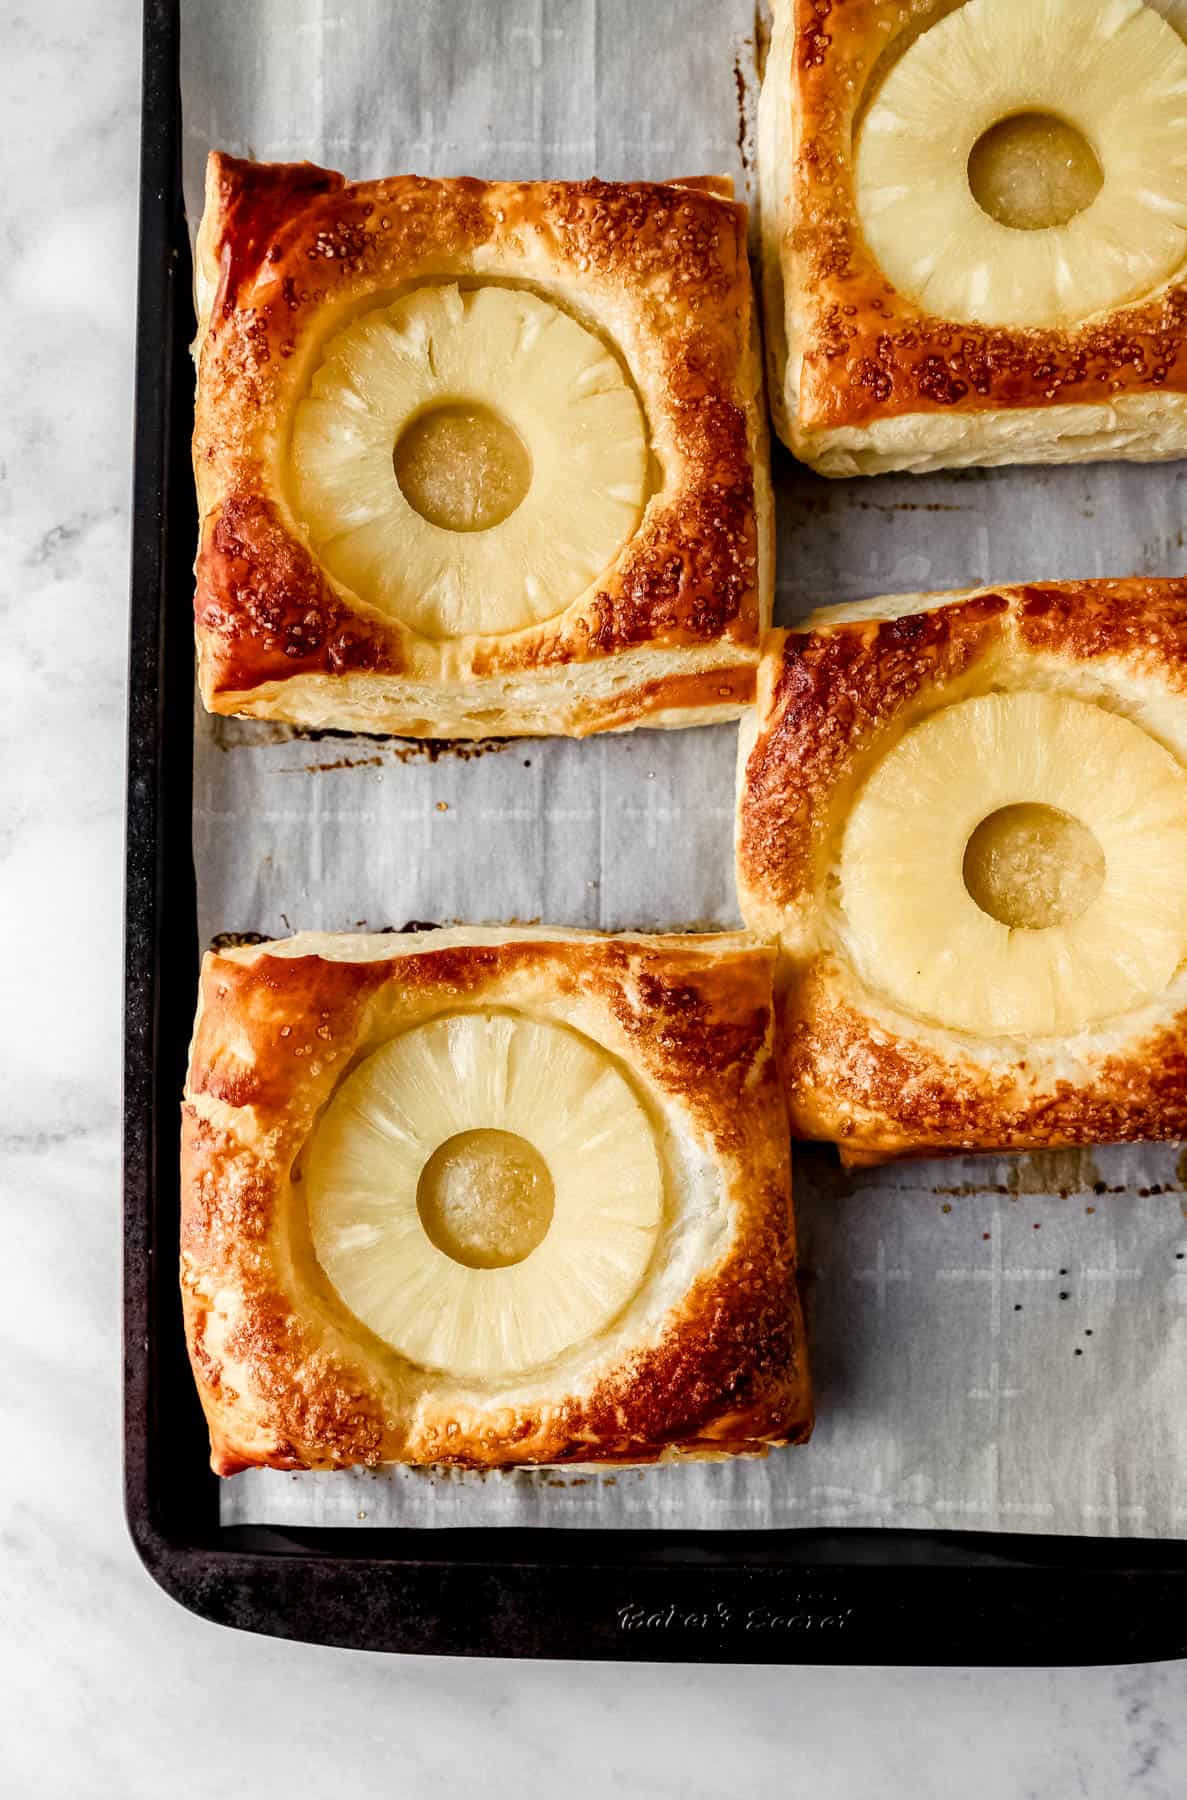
[209, 714, 513, 764]
[1006, 1148, 1104, 1197]
[754, 3, 770, 79]
[733, 55, 750, 173]
[382, 738, 513, 765]
[298, 755, 384, 772]
[208, 930, 274, 953]
[926, 1149, 1107, 1198]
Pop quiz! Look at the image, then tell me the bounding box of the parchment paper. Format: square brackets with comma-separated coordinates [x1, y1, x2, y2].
[183, 0, 1187, 1535]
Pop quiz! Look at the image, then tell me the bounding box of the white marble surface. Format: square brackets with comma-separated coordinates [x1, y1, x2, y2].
[3, 0, 1187, 1792]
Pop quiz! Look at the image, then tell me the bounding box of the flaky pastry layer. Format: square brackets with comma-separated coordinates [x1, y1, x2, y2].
[736, 578, 1187, 1162]
[193, 156, 772, 735]
[181, 927, 812, 1472]
[759, 0, 1187, 476]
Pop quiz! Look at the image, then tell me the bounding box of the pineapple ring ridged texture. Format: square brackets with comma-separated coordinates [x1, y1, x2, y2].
[305, 1013, 663, 1378]
[290, 284, 648, 639]
[840, 692, 1187, 1037]
[855, 0, 1187, 328]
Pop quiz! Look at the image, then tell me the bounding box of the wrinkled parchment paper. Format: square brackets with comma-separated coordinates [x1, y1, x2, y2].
[182, 0, 1187, 1534]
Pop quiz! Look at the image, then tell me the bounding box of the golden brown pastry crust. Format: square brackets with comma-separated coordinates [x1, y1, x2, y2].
[181, 928, 812, 1473]
[760, 0, 1187, 475]
[193, 154, 772, 736]
[736, 579, 1187, 1163]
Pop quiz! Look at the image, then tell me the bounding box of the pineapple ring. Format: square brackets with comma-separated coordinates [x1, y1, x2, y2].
[304, 1012, 663, 1378]
[855, 0, 1187, 328]
[840, 691, 1187, 1037]
[289, 284, 648, 640]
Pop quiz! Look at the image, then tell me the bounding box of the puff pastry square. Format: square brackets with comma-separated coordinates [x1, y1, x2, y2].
[192, 154, 772, 737]
[736, 579, 1187, 1164]
[181, 927, 812, 1472]
[760, 0, 1187, 476]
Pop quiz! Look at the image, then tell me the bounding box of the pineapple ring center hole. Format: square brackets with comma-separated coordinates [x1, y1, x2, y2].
[963, 803, 1106, 931]
[967, 112, 1104, 231]
[393, 402, 533, 533]
[416, 1128, 555, 1269]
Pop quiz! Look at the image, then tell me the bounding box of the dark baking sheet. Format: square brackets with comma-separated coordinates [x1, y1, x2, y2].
[124, 0, 1187, 1659]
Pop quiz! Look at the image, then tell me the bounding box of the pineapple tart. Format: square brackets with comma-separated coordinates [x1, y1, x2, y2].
[180, 928, 812, 1472]
[735, 580, 1187, 1164]
[760, 0, 1187, 475]
[191, 154, 772, 737]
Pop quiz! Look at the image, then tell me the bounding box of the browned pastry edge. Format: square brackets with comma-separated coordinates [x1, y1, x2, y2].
[778, 0, 1187, 433]
[195, 491, 401, 690]
[192, 155, 769, 725]
[782, 964, 1187, 1166]
[181, 933, 813, 1472]
[740, 589, 1009, 917]
[737, 577, 1187, 1160]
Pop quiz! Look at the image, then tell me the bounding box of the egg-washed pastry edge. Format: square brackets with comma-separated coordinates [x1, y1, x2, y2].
[759, 0, 1187, 475]
[181, 926, 812, 1472]
[735, 578, 1187, 1164]
[191, 154, 772, 736]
